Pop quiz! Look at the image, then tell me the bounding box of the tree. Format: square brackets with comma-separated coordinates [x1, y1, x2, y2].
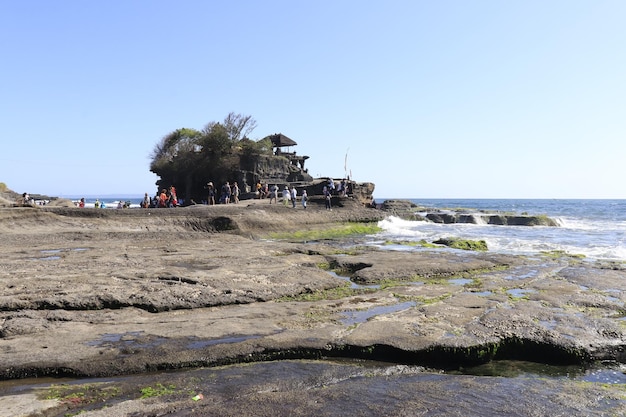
[150, 128, 203, 172]
[149, 113, 267, 204]
[150, 128, 204, 202]
[206, 112, 258, 142]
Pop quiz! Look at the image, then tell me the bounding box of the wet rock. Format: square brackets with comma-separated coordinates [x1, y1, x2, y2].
[432, 238, 488, 251]
[0, 203, 624, 416]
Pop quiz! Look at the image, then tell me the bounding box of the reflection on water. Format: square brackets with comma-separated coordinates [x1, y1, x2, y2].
[448, 278, 473, 286]
[506, 288, 535, 298]
[1, 360, 624, 416]
[339, 301, 416, 325]
[326, 270, 380, 289]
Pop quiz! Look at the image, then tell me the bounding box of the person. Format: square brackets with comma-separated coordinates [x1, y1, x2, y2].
[78, 198, 85, 208]
[141, 193, 150, 208]
[221, 182, 231, 204]
[282, 186, 290, 206]
[327, 178, 335, 194]
[301, 190, 308, 209]
[256, 181, 262, 199]
[231, 182, 240, 204]
[290, 186, 297, 208]
[117, 200, 124, 209]
[21, 192, 33, 206]
[94, 199, 100, 209]
[158, 189, 168, 208]
[168, 186, 178, 207]
[206, 182, 215, 205]
[324, 186, 332, 210]
[269, 184, 278, 204]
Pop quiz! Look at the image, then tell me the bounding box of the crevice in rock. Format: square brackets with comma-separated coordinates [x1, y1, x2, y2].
[143, 339, 601, 374]
[2, 336, 620, 381]
[157, 276, 199, 285]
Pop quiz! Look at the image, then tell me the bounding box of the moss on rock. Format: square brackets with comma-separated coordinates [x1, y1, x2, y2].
[433, 238, 488, 251]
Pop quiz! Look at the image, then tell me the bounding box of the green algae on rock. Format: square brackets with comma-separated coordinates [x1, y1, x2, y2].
[433, 237, 488, 251]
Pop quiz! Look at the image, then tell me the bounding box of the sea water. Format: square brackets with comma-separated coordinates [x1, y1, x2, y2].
[374, 199, 626, 261]
[61, 195, 145, 209]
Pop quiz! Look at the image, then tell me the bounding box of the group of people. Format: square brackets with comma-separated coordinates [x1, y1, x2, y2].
[271, 185, 308, 209]
[325, 178, 351, 197]
[263, 177, 354, 210]
[145, 186, 178, 208]
[20, 192, 35, 206]
[205, 181, 240, 205]
[73, 177, 349, 209]
[68, 177, 350, 210]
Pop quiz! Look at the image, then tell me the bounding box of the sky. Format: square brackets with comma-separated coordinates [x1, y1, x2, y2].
[1, 1, 625, 199]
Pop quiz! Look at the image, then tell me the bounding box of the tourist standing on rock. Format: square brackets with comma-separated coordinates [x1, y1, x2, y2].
[21, 192, 33, 206]
[269, 185, 278, 204]
[168, 186, 178, 207]
[221, 182, 231, 204]
[282, 186, 290, 206]
[302, 190, 308, 209]
[206, 182, 215, 205]
[324, 186, 332, 210]
[141, 193, 150, 208]
[231, 182, 240, 204]
[290, 186, 297, 208]
[159, 189, 168, 208]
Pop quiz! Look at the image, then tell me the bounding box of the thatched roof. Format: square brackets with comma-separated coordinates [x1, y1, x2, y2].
[266, 133, 297, 148]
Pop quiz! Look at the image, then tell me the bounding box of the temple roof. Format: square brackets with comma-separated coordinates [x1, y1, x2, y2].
[266, 133, 297, 148]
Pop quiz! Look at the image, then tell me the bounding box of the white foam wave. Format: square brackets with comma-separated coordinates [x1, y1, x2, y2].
[78, 201, 141, 209]
[378, 216, 422, 236]
[376, 214, 626, 261]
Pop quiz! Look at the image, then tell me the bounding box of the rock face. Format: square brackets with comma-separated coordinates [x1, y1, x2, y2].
[424, 212, 559, 226]
[380, 199, 559, 226]
[238, 154, 313, 193]
[0, 202, 624, 416]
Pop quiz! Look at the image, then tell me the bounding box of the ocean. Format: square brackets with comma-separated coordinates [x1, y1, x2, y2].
[61, 195, 145, 209]
[64, 196, 626, 261]
[374, 199, 626, 262]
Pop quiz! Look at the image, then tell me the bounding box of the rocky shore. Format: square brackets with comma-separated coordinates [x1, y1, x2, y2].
[0, 198, 624, 416]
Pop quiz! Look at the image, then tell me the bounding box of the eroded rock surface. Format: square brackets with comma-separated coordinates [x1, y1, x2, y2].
[0, 201, 624, 416]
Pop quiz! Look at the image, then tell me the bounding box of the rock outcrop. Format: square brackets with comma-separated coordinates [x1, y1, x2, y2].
[0, 202, 624, 416]
[380, 199, 559, 226]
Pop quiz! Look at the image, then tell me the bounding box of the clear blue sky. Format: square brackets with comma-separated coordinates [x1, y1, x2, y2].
[2, 1, 625, 199]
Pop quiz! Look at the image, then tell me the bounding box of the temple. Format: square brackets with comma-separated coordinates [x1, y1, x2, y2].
[267, 133, 310, 172]
[234, 133, 373, 204]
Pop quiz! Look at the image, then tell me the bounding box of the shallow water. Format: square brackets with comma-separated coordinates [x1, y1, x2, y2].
[339, 301, 416, 326]
[1, 359, 624, 416]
